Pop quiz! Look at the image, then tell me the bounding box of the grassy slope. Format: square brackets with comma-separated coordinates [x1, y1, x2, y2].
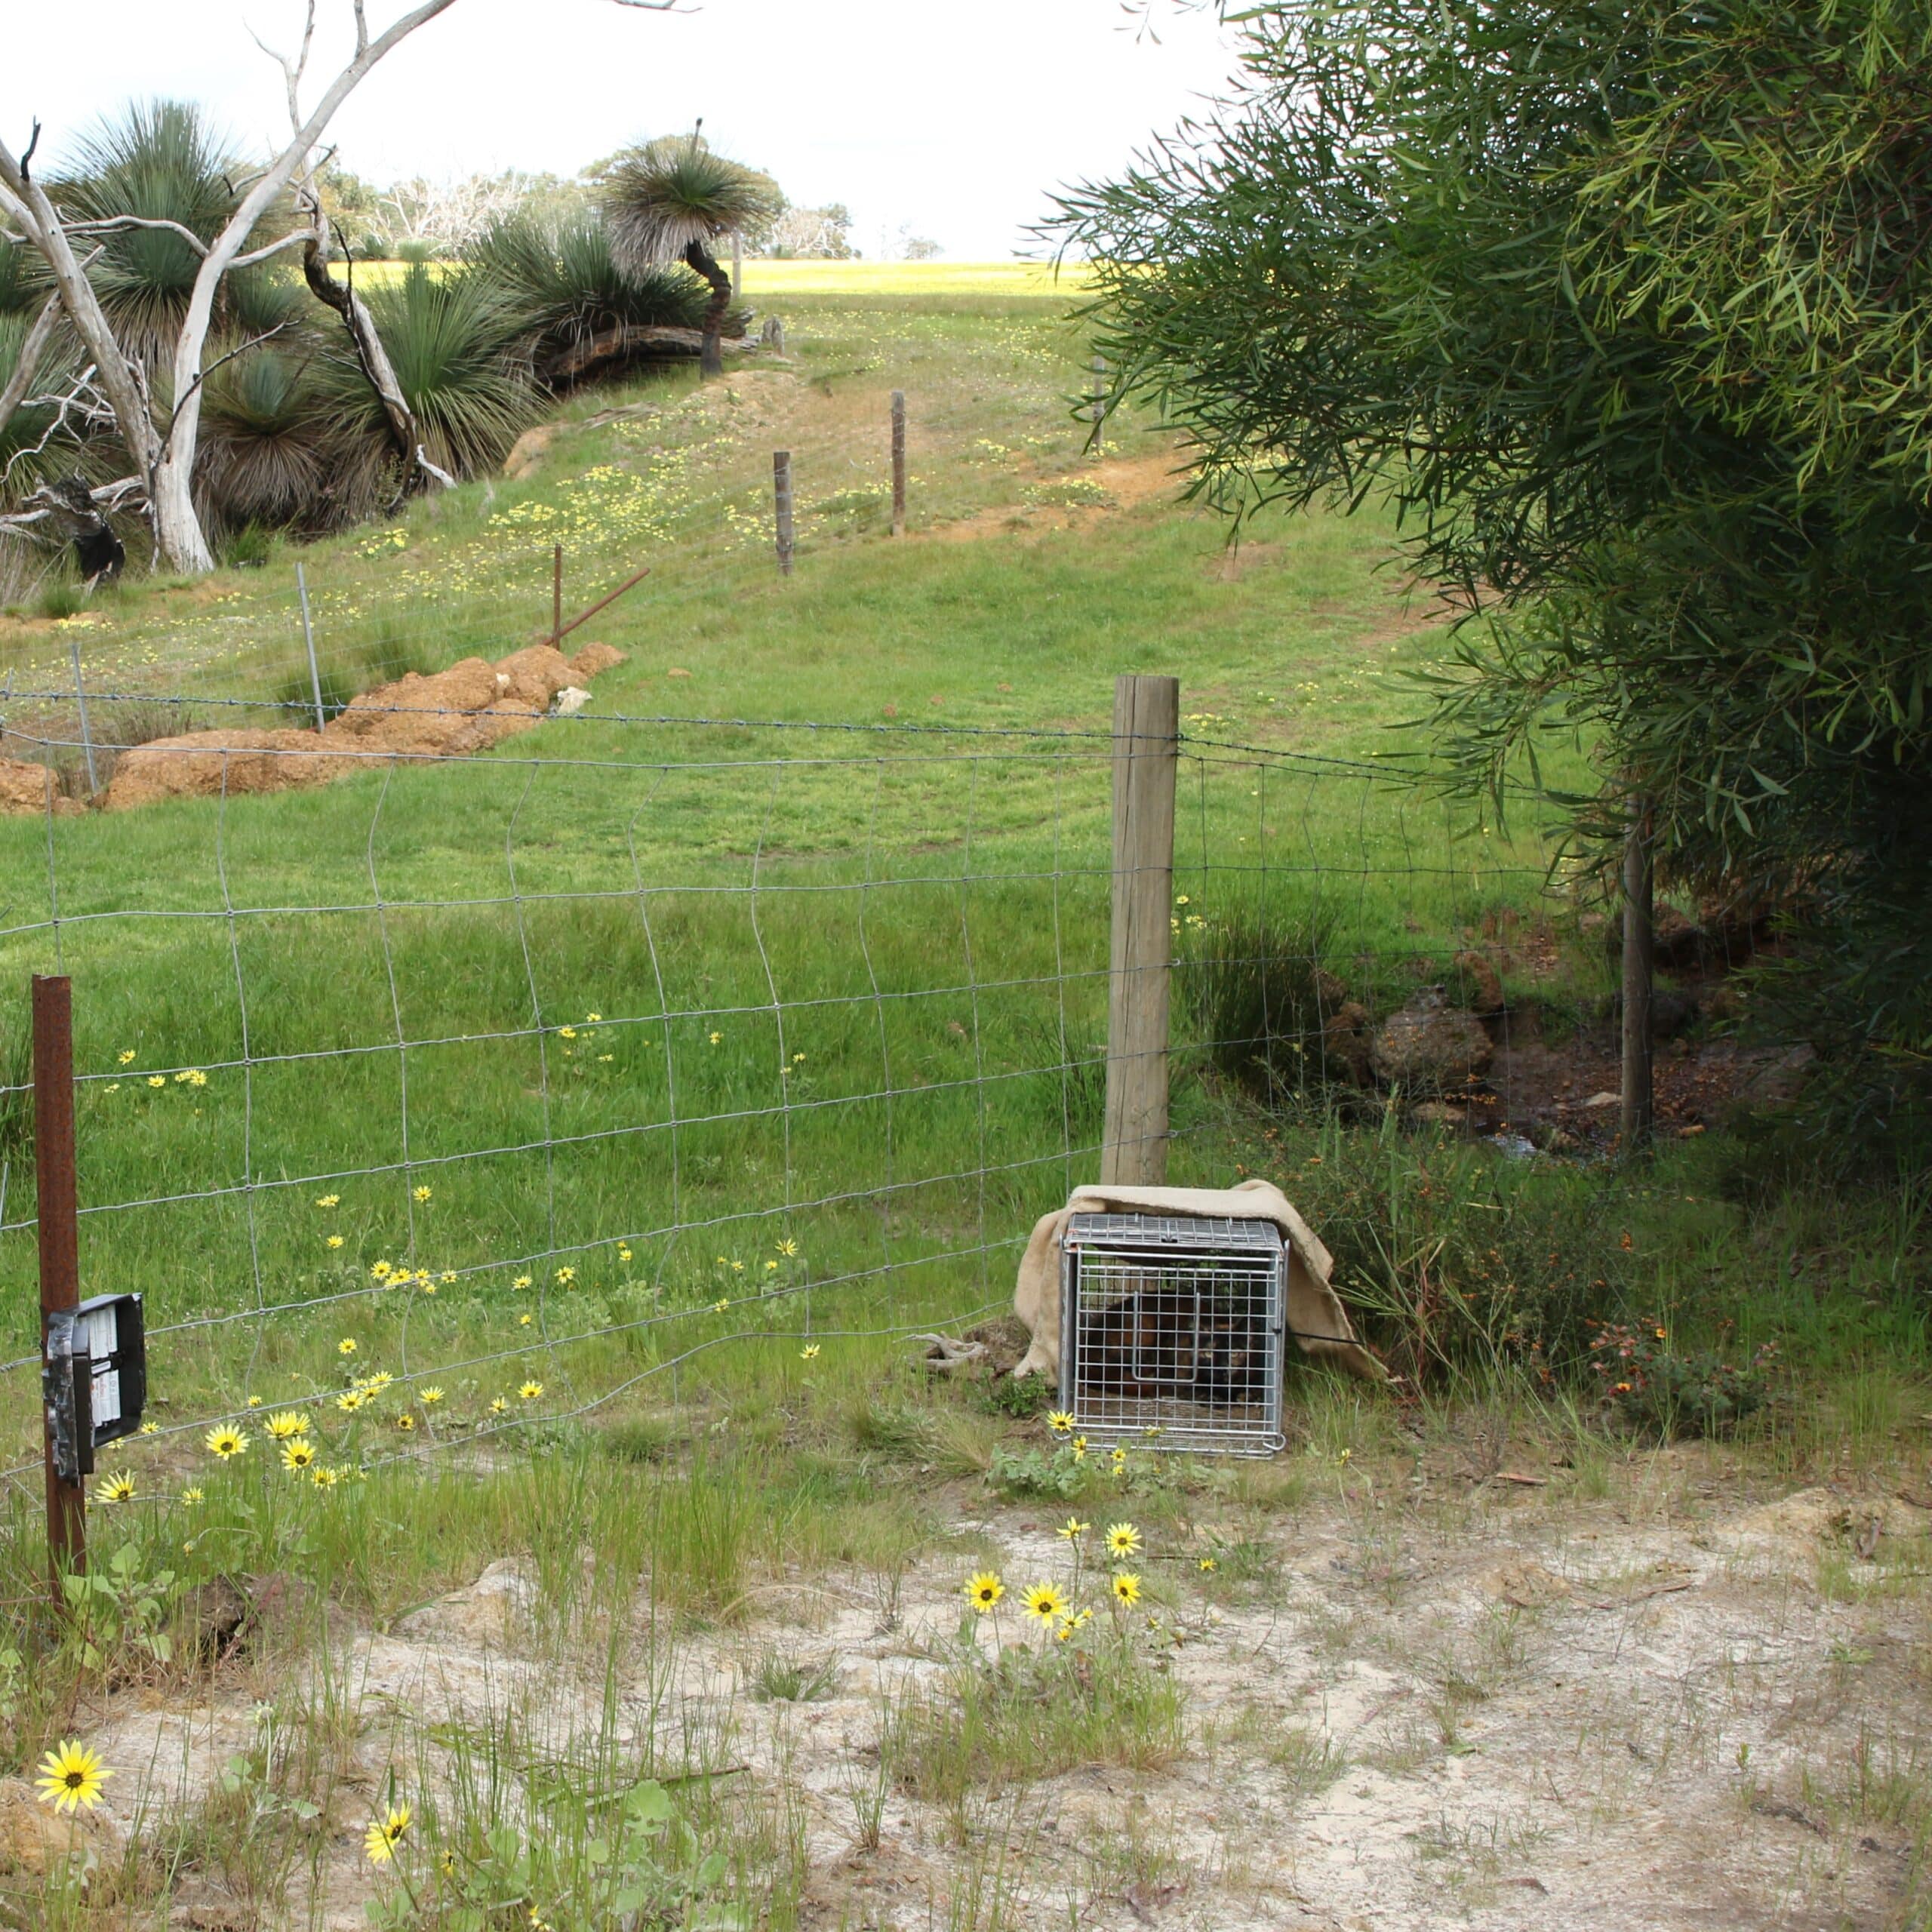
[0, 269, 1914, 1553]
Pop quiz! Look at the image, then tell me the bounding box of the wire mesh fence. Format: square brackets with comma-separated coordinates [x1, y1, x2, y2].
[0, 690, 1571, 1516]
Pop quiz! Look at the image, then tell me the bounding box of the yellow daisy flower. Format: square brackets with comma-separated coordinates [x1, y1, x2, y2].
[92, 1470, 135, 1505]
[964, 1571, 1004, 1613]
[1105, 1523, 1142, 1559]
[1112, 1571, 1143, 1606]
[364, 1805, 410, 1863]
[281, 1440, 316, 1472]
[35, 1741, 108, 1814]
[205, 1426, 248, 1460]
[518, 1381, 543, 1401]
[1057, 1517, 1089, 1542]
[1020, 1583, 1067, 1624]
[1047, 1411, 1076, 1434]
[265, 1411, 309, 1441]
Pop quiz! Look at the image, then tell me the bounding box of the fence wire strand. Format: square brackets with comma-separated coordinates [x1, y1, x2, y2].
[0, 697, 1561, 1494]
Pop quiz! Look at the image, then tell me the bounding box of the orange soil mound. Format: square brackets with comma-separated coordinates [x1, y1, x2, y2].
[0, 759, 84, 816]
[97, 641, 624, 812]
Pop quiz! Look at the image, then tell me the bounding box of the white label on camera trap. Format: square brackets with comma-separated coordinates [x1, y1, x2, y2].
[80, 1303, 121, 1426]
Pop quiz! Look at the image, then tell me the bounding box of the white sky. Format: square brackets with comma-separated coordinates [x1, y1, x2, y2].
[0, 1, 1243, 259]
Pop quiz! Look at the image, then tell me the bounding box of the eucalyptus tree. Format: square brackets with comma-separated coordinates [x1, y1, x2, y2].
[1057, 0, 1932, 1129]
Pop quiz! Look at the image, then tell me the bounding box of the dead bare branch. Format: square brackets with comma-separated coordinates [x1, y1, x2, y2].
[2, 365, 109, 486]
[0, 293, 62, 437]
[229, 229, 313, 271]
[65, 214, 211, 255]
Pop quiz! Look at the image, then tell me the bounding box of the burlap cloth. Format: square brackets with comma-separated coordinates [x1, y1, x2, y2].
[1012, 1177, 1385, 1384]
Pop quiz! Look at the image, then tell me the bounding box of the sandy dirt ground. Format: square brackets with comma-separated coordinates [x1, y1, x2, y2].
[63, 1440, 1932, 1932]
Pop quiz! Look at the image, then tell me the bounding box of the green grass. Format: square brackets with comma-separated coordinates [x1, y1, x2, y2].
[0, 288, 1577, 1481]
[0, 286, 1924, 1932]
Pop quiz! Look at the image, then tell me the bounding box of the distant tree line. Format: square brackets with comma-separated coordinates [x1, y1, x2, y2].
[319, 162, 869, 263]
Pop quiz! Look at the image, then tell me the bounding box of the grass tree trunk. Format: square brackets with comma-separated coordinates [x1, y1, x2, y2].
[683, 239, 731, 379]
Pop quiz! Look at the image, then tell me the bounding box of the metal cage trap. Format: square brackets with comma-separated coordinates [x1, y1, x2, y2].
[1059, 1213, 1287, 1455]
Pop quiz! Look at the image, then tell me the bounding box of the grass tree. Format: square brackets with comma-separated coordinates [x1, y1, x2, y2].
[0, 0, 677, 577]
[602, 134, 781, 378]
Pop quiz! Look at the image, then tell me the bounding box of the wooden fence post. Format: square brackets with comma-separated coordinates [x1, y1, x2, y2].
[1091, 355, 1106, 455]
[297, 562, 324, 731]
[1101, 674, 1179, 1186]
[774, 451, 795, 577]
[33, 974, 85, 1588]
[551, 543, 563, 647]
[1621, 804, 1655, 1154]
[891, 391, 907, 538]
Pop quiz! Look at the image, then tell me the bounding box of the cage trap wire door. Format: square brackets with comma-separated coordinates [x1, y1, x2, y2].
[1059, 1214, 1287, 1455]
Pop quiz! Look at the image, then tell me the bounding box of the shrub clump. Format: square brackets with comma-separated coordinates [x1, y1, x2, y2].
[1588, 1318, 1777, 1437]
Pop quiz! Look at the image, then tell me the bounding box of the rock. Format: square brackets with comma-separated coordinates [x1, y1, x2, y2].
[501, 425, 555, 480]
[0, 1775, 119, 1876]
[549, 686, 591, 717]
[1453, 949, 1504, 1014]
[1320, 1000, 1375, 1087]
[1409, 1100, 1468, 1129]
[1370, 988, 1492, 1095]
[1581, 1091, 1621, 1109]
[395, 1556, 534, 1647]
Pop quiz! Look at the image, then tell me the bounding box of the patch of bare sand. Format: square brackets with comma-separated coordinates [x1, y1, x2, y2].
[926, 453, 1187, 543]
[63, 1463, 1932, 1930]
